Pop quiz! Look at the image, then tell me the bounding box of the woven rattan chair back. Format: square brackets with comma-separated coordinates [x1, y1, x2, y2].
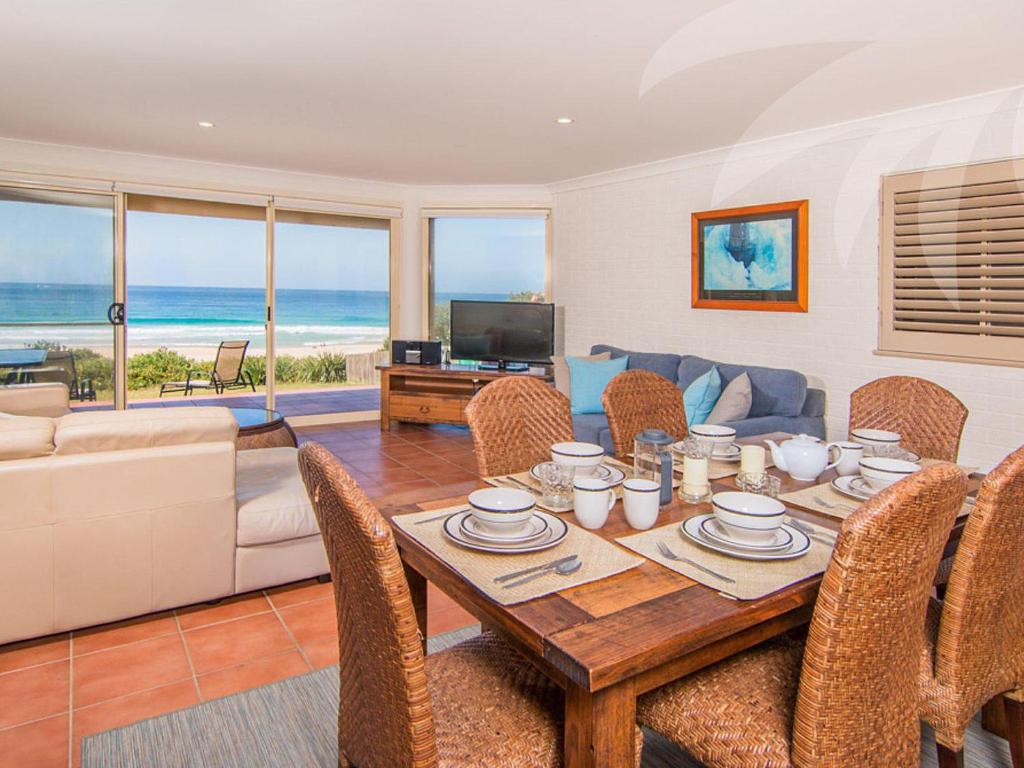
[930, 444, 1024, 741]
[212, 340, 249, 385]
[792, 463, 966, 767]
[602, 369, 688, 457]
[849, 376, 967, 462]
[298, 442, 437, 768]
[464, 376, 574, 476]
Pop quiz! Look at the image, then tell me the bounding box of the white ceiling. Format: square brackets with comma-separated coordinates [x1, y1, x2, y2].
[2, 0, 1023, 185]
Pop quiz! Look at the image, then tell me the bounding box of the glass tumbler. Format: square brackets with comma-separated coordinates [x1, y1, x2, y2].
[536, 461, 575, 507]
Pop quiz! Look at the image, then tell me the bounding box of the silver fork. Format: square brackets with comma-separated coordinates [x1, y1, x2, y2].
[501, 476, 541, 494]
[813, 495, 857, 513]
[656, 541, 735, 584]
[786, 517, 837, 546]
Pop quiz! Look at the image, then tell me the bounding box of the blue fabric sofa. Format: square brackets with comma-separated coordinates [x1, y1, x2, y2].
[572, 345, 826, 453]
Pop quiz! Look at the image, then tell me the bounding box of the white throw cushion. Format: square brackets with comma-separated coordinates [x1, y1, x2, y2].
[707, 372, 753, 424]
[236, 447, 319, 547]
[54, 407, 239, 455]
[552, 352, 610, 397]
[0, 416, 56, 460]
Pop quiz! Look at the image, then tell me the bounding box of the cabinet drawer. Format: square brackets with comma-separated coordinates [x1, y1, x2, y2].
[390, 394, 467, 423]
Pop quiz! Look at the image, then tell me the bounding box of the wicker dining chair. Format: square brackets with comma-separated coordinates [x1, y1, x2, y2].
[464, 376, 574, 477]
[297, 442, 643, 767]
[849, 376, 968, 462]
[601, 369, 688, 458]
[637, 462, 966, 768]
[918, 444, 1024, 768]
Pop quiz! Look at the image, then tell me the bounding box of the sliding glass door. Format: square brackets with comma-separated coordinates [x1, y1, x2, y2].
[0, 187, 118, 408]
[124, 196, 266, 404]
[273, 209, 391, 415]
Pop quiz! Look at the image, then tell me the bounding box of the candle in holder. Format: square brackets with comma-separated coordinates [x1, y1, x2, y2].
[740, 445, 766, 475]
[680, 455, 709, 503]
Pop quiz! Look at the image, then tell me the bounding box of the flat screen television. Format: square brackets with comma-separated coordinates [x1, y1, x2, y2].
[449, 300, 554, 366]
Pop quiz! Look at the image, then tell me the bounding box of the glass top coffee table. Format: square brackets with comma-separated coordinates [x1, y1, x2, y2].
[230, 407, 297, 450]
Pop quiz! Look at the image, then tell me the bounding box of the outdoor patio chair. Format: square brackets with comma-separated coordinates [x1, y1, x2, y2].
[159, 340, 257, 397]
[27, 349, 96, 401]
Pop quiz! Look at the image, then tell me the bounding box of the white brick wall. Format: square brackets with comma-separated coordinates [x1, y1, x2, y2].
[552, 89, 1024, 469]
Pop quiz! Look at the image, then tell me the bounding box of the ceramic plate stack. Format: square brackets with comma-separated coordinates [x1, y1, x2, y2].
[442, 487, 568, 554]
[529, 462, 625, 486]
[681, 491, 810, 560]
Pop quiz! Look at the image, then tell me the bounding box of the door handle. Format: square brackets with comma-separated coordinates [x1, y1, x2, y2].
[107, 303, 125, 326]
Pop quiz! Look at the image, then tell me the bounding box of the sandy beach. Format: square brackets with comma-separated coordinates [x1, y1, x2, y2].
[87, 341, 385, 361]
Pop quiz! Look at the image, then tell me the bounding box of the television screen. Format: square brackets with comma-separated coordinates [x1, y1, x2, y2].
[450, 300, 554, 365]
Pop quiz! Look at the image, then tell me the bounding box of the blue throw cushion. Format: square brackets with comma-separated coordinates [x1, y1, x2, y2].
[589, 345, 682, 384]
[683, 366, 722, 426]
[566, 355, 629, 415]
[677, 355, 807, 418]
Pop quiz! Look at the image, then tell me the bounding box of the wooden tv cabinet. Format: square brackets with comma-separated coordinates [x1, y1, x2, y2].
[376, 363, 553, 430]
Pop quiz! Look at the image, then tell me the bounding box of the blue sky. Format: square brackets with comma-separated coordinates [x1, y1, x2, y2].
[1, 200, 546, 295]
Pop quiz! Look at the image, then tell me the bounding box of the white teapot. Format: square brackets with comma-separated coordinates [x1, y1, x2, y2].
[764, 434, 841, 482]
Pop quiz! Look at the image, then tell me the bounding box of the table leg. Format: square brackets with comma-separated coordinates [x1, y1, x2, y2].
[402, 559, 428, 656]
[564, 679, 637, 768]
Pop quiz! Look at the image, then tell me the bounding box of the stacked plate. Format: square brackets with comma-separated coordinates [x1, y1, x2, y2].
[831, 456, 923, 501]
[675, 425, 742, 462]
[529, 461, 625, 486]
[442, 488, 567, 554]
[681, 491, 810, 560]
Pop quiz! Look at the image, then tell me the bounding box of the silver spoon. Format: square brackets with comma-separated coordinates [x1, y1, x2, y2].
[502, 557, 581, 588]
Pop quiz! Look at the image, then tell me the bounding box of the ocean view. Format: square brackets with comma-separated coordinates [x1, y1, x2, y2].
[0, 282, 507, 356]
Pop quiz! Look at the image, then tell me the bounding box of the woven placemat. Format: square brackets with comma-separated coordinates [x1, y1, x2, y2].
[616, 516, 833, 600]
[485, 457, 652, 513]
[393, 505, 643, 606]
[780, 479, 974, 520]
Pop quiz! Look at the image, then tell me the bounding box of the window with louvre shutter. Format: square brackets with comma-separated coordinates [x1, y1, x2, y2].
[879, 158, 1024, 365]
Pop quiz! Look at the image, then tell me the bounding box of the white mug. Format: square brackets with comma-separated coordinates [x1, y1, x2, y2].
[834, 441, 864, 476]
[623, 478, 660, 530]
[573, 477, 615, 530]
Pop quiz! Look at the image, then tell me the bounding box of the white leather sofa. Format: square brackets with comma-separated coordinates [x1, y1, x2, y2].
[0, 406, 328, 645]
[0, 382, 72, 417]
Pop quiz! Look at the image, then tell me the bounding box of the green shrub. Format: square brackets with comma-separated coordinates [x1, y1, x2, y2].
[241, 352, 346, 385]
[127, 348, 195, 389]
[295, 352, 346, 383]
[242, 355, 267, 386]
[71, 348, 115, 392]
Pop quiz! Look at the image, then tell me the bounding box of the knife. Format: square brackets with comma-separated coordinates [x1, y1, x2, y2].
[493, 554, 578, 583]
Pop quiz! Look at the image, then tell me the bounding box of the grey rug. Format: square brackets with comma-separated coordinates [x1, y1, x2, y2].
[83, 625, 1012, 767]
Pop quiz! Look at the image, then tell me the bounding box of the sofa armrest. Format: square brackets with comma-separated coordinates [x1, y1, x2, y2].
[802, 388, 826, 418]
[0, 383, 70, 417]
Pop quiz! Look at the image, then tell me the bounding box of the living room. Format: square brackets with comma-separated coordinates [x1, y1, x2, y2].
[3, 2, 1024, 767]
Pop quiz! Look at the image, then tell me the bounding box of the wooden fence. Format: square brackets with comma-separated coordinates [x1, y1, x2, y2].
[346, 349, 390, 384]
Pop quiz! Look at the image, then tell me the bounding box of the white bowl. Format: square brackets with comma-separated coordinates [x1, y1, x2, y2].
[467, 487, 536, 527]
[858, 457, 920, 491]
[690, 424, 737, 446]
[851, 428, 901, 447]
[551, 442, 604, 475]
[711, 491, 785, 544]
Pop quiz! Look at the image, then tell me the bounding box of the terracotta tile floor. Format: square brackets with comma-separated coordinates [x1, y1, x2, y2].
[0, 421, 481, 768]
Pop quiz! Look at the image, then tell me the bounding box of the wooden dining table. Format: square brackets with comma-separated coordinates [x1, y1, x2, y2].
[379, 433, 975, 768]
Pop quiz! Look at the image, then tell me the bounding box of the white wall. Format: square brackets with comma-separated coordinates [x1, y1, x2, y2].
[0, 137, 551, 339]
[551, 88, 1024, 469]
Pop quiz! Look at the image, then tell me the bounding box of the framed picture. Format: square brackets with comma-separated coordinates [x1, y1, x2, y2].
[691, 199, 808, 312]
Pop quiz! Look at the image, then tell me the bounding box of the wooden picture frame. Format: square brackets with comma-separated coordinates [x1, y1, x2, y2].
[691, 199, 809, 312]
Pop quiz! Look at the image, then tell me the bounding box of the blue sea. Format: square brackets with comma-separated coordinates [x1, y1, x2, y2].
[0, 282, 506, 352]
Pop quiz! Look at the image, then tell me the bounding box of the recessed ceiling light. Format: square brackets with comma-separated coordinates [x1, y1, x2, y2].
[197, 121, 215, 128]
[555, 117, 574, 125]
